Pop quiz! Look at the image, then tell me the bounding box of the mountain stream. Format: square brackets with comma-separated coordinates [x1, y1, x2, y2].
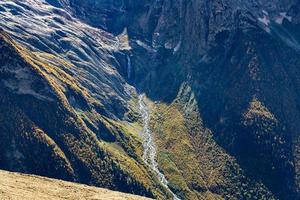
[138, 94, 180, 200]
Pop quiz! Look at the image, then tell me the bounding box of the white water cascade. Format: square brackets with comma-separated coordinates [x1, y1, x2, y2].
[138, 94, 180, 200]
[127, 55, 132, 79]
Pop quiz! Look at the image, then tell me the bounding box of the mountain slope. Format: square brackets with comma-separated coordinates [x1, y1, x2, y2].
[0, 1, 170, 198]
[1, 0, 300, 200]
[0, 170, 152, 200]
[0, 30, 162, 198]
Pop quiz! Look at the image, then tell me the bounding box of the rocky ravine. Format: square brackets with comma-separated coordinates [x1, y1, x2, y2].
[0, 170, 152, 200]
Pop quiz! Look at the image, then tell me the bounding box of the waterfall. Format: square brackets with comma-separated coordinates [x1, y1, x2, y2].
[138, 94, 180, 200]
[127, 55, 132, 79]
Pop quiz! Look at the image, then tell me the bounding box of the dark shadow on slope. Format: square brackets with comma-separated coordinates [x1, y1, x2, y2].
[122, 13, 300, 199]
[189, 26, 300, 200]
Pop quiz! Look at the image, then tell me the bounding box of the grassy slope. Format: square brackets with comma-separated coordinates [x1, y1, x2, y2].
[0, 31, 170, 199]
[0, 169, 152, 200]
[149, 84, 277, 200]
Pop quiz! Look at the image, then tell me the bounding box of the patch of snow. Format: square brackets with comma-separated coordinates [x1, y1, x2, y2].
[275, 12, 292, 25]
[258, 14, 271, 33]
[258, 15, 270, 26]
[136, 40, 156, 53]
[173, 39, 182, 54]
[164, 42, 173, 49]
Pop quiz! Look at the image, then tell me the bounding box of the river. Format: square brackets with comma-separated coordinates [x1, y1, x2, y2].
[138, 94, 180, 200]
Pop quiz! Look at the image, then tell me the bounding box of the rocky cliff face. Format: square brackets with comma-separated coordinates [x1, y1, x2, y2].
[124, 1, 300, 199]
[0, 0, 300, 200]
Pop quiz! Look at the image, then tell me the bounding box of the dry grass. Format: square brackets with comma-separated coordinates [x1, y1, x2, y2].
[0, 170, 152, 200]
